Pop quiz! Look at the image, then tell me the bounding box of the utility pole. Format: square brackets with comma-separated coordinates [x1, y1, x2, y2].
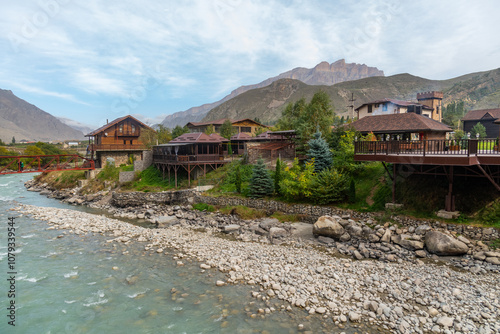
[347, 93, 356, 120]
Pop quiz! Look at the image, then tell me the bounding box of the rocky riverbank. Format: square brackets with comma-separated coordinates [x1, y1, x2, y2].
[16, 204, 499, 334]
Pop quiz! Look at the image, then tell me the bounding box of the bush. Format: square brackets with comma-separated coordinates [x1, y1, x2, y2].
[279, 158, 314, 201]
[309, 168, 349, 204]
[370, 183, 392, 211]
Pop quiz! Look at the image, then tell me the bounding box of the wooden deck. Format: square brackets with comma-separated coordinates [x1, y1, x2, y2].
[354, 139, 500, 166]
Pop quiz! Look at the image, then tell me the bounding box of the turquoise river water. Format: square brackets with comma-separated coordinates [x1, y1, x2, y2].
[0, 173, 376, 334]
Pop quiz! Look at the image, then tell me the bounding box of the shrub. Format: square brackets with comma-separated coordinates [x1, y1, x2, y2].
[279, 158, 314, 201]
[309, 168, 349, 204]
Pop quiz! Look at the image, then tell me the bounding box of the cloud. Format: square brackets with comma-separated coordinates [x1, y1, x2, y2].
[10, 82, 91, 105]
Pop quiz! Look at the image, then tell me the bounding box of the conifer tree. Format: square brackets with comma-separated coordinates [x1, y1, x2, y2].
[248, 158, 274, 198]
[307, 130, 332, 173]
[348, 178, 356, 203]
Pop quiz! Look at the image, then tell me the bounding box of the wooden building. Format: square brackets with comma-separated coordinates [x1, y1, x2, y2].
[152, 132, 227, 187]
[348, 113, 451, 141]
[462, 108, 500, 138]
[186, 118, 267, 135]
[230, 132, 252, 155]
[355, 91, 443, 122]
[86, 115, 154, 167]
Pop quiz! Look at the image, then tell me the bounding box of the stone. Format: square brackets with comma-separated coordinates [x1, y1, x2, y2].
[473, 252, 487, 261]
[436, 210, 460, 219]
[485, 257, 500, 265]
[313, 216, 345, 239]
[368, 233, 380, 243]
[428, 307, 439, 317]
[316, 307, 326, 314]
[339, 233, 351, 242]
[269, 227, 287, 238]
[349, 311, 361, 322]
[216, 280, 225, 286]
[392, 234, 424, 250]
[437, 316, 454, 327]
[385, 203, 403, 209]
[346, 223, 363, 237]
[224, 224, 241, 233]
[380, 229, 392, 243]
[353, 250, 364, 260]
[200, 264, 211, 269]
[415, 250, 427, 258]
[415, 225, 431, 235]
[155, 215, 179, 227]
[317, 236, 335, 244]
[425, 231, 469, 256]
[259, 218, 279, 231]
[484, 251, 500, 257]
[457, 235, 470, 244]
[339, 314, 347, 322]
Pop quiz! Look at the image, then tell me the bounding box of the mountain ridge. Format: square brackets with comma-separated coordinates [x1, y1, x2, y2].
[0, 89, 85, 143]
[203, 68, 500, 124]
[160, 59, 384, 127]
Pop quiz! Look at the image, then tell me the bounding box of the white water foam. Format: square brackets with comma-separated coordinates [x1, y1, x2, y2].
[127, 289, 149, 298]
[64, 271, 78, 278]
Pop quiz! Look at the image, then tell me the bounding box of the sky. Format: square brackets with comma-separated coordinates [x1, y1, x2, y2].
[1, 0, 500, 129]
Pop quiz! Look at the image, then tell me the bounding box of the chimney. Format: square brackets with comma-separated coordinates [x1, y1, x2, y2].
[106, 119, 108, 124]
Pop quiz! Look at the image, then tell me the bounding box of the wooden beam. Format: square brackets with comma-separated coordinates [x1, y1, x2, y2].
[477, 164, 500, 191]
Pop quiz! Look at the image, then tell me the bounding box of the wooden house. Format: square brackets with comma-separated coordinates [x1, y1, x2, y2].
[86, 115, 154, 167]
[355, 91, 443, 122]
[462, 108, 500, 138]
[186, 118, 267, 135]
[152, 132, 227, 187]
[230, 132, 252, 155]
[348, 113, 451, 141]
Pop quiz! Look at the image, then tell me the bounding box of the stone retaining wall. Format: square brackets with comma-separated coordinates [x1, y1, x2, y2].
[110, 191, 500, 241]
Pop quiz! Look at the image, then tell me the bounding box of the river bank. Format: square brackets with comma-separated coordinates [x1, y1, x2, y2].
[16, 202, 500, 334]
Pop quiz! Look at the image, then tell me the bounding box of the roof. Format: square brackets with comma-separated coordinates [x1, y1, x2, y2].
[348, 113, 452, 134]
[169, 132, 223, 144]
[461, 108, 500, 121]
[86, 115, 154, 136]
[230, 132, 252, 141]
[209, 133, 229, 142]
[355, 98, 433, 112]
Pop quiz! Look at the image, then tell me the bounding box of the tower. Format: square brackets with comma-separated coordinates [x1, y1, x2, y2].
[417, 91, 444, 122]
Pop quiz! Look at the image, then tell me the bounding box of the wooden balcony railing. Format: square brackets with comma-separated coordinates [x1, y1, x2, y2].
[153, 154, 225, 163]
[91, 144, 146, 151]
[354, 139, 500, 157]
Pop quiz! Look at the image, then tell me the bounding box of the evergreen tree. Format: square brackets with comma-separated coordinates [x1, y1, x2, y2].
[470, 122, 487, 138]
[248, 158, 274, 198]
[307, 130, 332, 173]
[172, 125, 189, 138]
[227, 142, 232, 155]
[220, 120, 236, 139]
[11, 136, 15, 144]
[274, 158, 283, 195]
[235, 164, 242, 193]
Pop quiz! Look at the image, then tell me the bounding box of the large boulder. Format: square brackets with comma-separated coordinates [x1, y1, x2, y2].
[313, 216, 345, 239]
[425, 231, 469, 256]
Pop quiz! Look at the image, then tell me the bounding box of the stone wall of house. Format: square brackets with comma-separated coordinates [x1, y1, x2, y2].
[246, 142, 295, 164]
[134, 150, 153, 171]
[98, 151, 142, 167]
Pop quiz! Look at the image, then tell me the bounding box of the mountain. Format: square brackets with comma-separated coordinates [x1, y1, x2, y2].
[57, 117, 93, 136]
[161, 59, 384, 127]
[0, 89, 85, 143]
[203, 68, 500, 124]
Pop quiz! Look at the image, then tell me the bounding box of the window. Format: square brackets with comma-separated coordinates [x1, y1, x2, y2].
[241, 127, 251, 132]
[130, 140, 133, 145]
[119, 124, 123, 134]
[382, 104, 388, 111]
[123, 140, 126, 145]
[131, 125, 136, 133]
[367, 105, 373, 113]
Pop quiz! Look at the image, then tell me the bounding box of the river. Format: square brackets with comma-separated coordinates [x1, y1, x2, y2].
[0, 173, 375, 334]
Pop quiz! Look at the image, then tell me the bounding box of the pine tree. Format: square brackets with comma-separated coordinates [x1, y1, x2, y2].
[307, 130, 332, 173]
[11, 136, 15, 144]
[470, 122, 487, 138]
[274, 158, 282, 195]
[248, 158, 274, 198]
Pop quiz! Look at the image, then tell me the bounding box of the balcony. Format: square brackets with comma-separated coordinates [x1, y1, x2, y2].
[91, 144, 146, 151]
[117, 131, 140, 137]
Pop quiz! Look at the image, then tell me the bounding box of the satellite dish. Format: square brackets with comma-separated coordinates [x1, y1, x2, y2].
[105, 133, 108, 136]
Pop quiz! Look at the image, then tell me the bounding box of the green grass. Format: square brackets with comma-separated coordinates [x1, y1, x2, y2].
[123, 165, 178, 192]
[270, 211, 302, 223]
[489, 239, 500, 250]
[206, 159, 254, 196]
[192, 203, 215, 212]
[219, 205, 267, 220]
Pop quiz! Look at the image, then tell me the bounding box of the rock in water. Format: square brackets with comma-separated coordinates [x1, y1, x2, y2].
[425, 231, 469, 256]
[313, 216, 345, 239]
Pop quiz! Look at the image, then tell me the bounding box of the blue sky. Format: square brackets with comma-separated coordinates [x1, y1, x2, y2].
[1, 0, 500, 129]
